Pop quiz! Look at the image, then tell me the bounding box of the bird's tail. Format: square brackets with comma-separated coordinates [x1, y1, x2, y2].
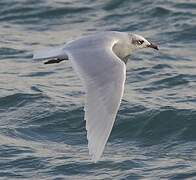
[33, 46, 68, 64]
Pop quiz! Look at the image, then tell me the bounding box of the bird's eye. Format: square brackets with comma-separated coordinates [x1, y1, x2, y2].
[138, 40, 144, 45]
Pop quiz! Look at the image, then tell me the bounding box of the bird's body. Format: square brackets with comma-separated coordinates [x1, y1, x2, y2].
[66, 32, 130, 61]
[33, 31, 158, 162]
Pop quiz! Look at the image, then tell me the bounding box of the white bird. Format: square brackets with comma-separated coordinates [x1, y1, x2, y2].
[33, 31, 158, 162]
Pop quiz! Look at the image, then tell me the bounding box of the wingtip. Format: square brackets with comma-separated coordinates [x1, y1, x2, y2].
[92, 158, 99, 163]
[85, 118, 105, 163]
[89, 146, 102, 163]
[87, 133, 102, 163]
[91, 153, 100, 163]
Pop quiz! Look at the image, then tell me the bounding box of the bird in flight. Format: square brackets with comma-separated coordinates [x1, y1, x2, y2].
[33, 31, 158, 162]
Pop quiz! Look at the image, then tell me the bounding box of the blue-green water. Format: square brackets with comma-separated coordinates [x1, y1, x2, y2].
[0, 0, 196, 179]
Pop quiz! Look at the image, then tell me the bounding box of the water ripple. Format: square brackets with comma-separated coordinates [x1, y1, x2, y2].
[1, 0, 196, 179]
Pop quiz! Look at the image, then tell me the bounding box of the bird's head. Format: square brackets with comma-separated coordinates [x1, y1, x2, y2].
[129, 33, 159, 51]
[112, 32, 159, 62]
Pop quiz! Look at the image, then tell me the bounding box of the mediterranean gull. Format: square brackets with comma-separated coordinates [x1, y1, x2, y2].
[33, 31, 158, 162]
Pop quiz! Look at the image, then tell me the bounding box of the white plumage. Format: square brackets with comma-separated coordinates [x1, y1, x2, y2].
[33, 31, 158, 162]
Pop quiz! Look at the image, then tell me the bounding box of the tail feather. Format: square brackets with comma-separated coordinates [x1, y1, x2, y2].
[33, 46, 68, 61]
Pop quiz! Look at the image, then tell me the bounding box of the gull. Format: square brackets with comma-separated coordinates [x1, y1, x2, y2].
[33, 31, 158, 162]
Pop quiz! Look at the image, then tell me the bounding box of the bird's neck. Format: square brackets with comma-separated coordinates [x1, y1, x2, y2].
[112, 41, 133, 63]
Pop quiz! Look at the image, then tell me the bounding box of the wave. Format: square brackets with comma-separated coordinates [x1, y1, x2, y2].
[0, 2, 92, 24]
[2, 100, 195, 146]
[112, 106, 196, 144]
[0, 48, 27, 60]
[0, 93, 47, 110]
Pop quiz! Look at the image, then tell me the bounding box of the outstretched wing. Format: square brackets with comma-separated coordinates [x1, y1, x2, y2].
[66, 35, 126, 162]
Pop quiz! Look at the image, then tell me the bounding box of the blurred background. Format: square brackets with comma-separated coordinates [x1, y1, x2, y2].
[0, 0, 196, 179]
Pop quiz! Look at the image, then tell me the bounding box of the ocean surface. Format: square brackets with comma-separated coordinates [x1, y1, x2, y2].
[0, 0, 196, 179]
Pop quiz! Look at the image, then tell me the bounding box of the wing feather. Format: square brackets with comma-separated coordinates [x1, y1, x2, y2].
[66, 34, 126, 162]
